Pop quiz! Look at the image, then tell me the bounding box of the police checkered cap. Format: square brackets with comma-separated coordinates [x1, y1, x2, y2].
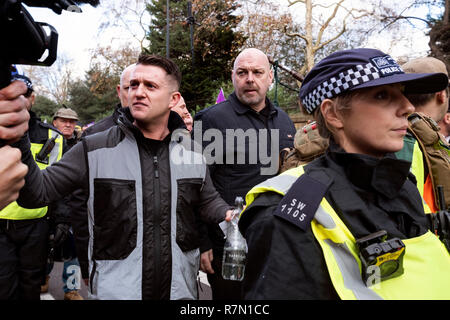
[299, 48, 449, 114]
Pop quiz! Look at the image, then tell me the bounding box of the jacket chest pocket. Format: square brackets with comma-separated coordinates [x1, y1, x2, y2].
[176, 178, 203, 252]
[92, 178, 137, 260]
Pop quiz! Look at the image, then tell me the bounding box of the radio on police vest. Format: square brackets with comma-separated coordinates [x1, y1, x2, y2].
[35, 135, 58, 164]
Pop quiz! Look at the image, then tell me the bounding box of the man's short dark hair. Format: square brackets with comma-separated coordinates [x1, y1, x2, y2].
[405, 87, 449, 108]
[405, 92, 435, 107]
[137, 54, 181, 90]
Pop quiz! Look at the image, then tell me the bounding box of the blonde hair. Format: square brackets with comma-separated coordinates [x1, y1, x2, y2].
[313, 90, 360, 139]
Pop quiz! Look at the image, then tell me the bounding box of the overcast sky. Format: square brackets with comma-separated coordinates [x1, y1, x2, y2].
[23, 1, 438, 80]
[24, 1, 149, 80]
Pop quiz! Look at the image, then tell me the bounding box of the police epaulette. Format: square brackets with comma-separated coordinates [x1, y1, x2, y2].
[273, 170, 332, 231]
[38, 121, 60, 133]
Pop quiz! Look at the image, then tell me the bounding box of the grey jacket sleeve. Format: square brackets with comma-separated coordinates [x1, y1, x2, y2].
[15, 133, 88, 209]
[196, 166, 233, 224]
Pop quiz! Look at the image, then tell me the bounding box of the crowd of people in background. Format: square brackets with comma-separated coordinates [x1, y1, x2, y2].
[0, 45, 449, 301]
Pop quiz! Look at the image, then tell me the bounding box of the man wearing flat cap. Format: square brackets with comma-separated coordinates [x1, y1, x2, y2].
[52, 107, 82, 149]
[0, 76, 66, 300]
[44, 106, 85, 300]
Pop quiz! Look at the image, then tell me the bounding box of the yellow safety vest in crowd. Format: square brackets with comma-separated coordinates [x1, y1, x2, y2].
[244, 166, 450, 300]
[406, 140, 435, 213]
[0, 129, 63, 220]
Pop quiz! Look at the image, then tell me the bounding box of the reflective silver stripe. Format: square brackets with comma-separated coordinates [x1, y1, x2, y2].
[87, 129, 143, 300]
[254, 173, 299, 196]
[314, 205, 336, 229]
[257, 172, 382, 299]
[48, 130, 61, 165]
[316, 203, 381, 299]
[324, 239, 382, 300]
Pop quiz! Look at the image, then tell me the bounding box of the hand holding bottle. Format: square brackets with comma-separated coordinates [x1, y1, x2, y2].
[222, 196, 247, 281]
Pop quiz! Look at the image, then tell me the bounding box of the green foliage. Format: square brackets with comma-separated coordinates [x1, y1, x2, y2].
[267, 85, 299, 115]
[428, 2, 450, 69]
[63, 44, 139, 124]
[32, 95, 60, 121]
[191, 80, 234, 115]
[146, 0, 188, 56]
[66, 62, 121, 124]
[67, 78, 119, 125]
[145, 0, 245, 112]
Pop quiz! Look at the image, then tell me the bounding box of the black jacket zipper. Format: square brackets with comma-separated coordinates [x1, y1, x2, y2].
[153, 155, 162, 299]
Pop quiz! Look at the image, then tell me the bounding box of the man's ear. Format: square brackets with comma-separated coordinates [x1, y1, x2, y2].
[436, 89, 447, 105]
[169, 92, 181, 110]
[320, 99, 344, 130]
[116, 85, 121, 99]
[444, 112, 450, 125]
[268, 69, 274, 83]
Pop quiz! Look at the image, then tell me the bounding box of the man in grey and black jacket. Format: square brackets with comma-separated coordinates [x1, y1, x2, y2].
[68, 63, 135, 282]
[14, 54, 232, 300]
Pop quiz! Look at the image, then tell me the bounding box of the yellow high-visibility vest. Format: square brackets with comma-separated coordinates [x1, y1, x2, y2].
[0, 129, 63, 220]
[243, 166, 450, 300]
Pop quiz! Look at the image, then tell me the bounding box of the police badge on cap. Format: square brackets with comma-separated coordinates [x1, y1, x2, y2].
[299, 48, 449, 114]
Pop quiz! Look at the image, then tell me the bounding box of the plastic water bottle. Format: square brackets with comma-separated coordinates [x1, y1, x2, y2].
[222, 196, 247, 281]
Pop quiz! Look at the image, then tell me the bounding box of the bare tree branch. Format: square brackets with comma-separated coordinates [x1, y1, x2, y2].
[315, 0, 345, 45]
[380, 15, 432, 30]
[287, 0, 306, 6]
[284, 28, 309, 43]
[315, 21, 347, 51]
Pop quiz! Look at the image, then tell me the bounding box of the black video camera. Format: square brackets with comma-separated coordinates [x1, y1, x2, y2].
[0, 0, 99, 147]
[0, 0, 99, 89]
[356, 230, 405, 286]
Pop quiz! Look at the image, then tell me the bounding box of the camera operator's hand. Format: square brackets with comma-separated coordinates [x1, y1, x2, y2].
[0, 80, 30, 143]
[0, 145, 28, 210]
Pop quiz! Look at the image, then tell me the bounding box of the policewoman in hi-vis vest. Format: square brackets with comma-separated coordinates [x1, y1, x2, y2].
[239, 48, 450, 300]
[0, 75, 64, 300]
